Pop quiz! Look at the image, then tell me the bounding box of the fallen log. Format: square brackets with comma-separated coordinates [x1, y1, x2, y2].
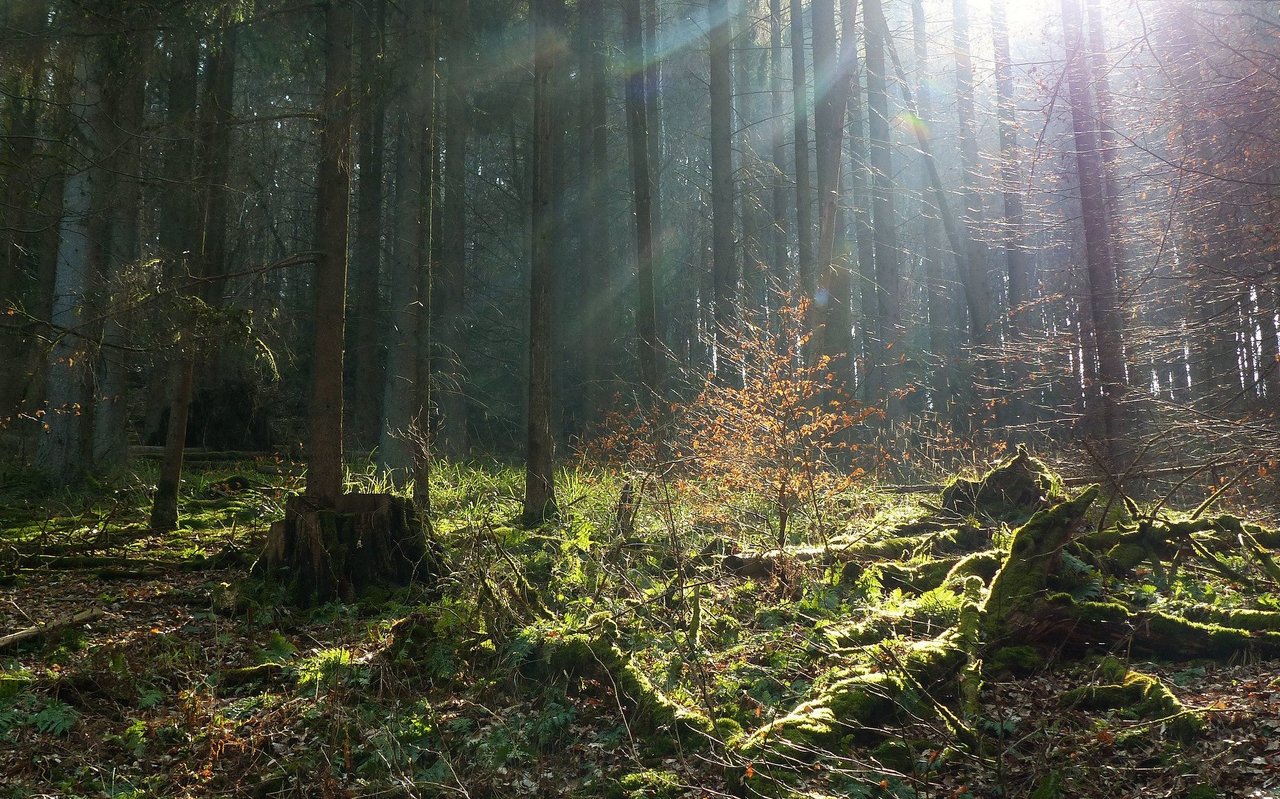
[0, 609, 108, 651]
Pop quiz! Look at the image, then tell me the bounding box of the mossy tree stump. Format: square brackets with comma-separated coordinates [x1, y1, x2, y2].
[252, 493, 445, 606]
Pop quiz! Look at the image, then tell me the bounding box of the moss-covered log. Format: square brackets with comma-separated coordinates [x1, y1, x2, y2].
[725, 526, 989, 581]
[981, 486, 1099, 645]
[252, 493, 447, 606]
[511, 624, 715, 748]
[739, 635, 965, 758]
[1063, 665, 1203, 741]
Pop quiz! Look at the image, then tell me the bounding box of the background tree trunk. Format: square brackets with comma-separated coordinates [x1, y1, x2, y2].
[306, 0, 355, 506]
[709, 0, 737, 386]
[523, 0, 562, 525]
[623, 0, 661, 398]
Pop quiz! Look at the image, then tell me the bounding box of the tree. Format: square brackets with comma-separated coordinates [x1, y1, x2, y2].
[380, 0, 435, 481]
[990, 0, 1031, 423]
[952, 0, 997, 398]
[435, 0, 470, 458]
[1060, 0, 1126, 461]
[349, 0, 388, 452]
[863, 0, 899, 406]
[789, 0, 814, 297]
[623, 0, 661, 398]
[523, 0, 563, 525]
[709, 0, 737, 386]
[255, 0, 441, 606]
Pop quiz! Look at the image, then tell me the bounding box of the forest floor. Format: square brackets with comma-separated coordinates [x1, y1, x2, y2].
[1, 454, 1279, 799]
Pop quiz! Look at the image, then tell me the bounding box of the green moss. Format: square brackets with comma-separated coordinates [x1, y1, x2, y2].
[1106, 541, 1149, 571]
[871, 738, 914, 772]
[610, 770, 685, 799]
[0, 667, 33, 700]
[742, 636, 964, 756]
[514, 626, 714, 747]
[985, 646, 1043, 676]
[1063, 670, 1203, 741]
[944, 550, 1003, 588]
[982, 486, 1099, 640]
[1096, 655, 1127, 683]
[880, 558, 959, 594]
[940, 446, 1065, 523]
[1178, 604, 1280, 632]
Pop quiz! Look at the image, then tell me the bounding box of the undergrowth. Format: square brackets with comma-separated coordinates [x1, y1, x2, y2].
[0, 453, 1278, 798]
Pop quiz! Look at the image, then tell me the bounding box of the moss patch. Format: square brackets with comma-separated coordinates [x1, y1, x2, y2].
[1063, 669, 1204, 742]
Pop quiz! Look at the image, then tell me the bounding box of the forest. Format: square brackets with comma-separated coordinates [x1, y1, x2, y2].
[2, 0, 1280, 795]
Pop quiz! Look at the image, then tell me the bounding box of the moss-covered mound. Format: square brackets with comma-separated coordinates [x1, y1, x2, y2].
[940, 445, 1064, 522]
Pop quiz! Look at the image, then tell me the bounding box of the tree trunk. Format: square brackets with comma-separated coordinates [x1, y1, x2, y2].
[789, 0, 814, 298]
[578, 0, 609, 427]
[952, 0, 998, 395]
[1085, 0, 1125, 284]
[767, 0, 790, 318]
[350, 0, 387, 452]
[91, 29, 146, 476]
[643, 0, 666, 353]
[864, 0, 899, 407]
[254, 493, 445, 606]
[379, 2, 433, 480]
[412, 5, 440, 513]
[38, 49, 100, 486]
[623, 0, 661, 398]
[307, 0, 355, 506]
[149, 31, 203, 533]
[436, 0, 470, 458]
[523, 0, 562, 525]
[991, 0, 1031, 424]
[1061, 0, 1126, 462]
[912, 0, 950, 415]
[709, 0, 737, 385]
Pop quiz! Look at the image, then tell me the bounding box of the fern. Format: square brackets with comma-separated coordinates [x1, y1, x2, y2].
[33, 700, 78, 736]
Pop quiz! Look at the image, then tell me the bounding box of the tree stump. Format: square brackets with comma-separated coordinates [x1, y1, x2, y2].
[252, 493, 446, 606]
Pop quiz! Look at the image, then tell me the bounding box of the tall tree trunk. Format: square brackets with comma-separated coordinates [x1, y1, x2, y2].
[952, 0, 997, 390]
[436, 0, 470, 458]
[38, 50, 100, 486]
[149, 31, 202, 532]
[412, 5, 440, 512]
[912, 0, 950, 415]
[789, 0, 814, 297]
[709, 0, 737, 385]
[0, 3, 50, 422]
[643, 0, 666, 347]
[524, 0, 562, 524]
[578, 0, 609, 426]
[767, 0, 790, 316]
[991, 0, 1031, 424]
[380, 2, 434, 480]
[196, 29, 236, 320]
[92, 29, 146, 475]
[813, 0, 857, 371]
[847, 37, 877, 402]
[623, 0, 661, 397]
[307, 0, 355, 506]
[1061, 0, 1126, 461]
[864, 0, 899, 406]
[151, 27, 238, 529]
[1085, 0, 1125, 283]
[350, 0, 387, 452]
